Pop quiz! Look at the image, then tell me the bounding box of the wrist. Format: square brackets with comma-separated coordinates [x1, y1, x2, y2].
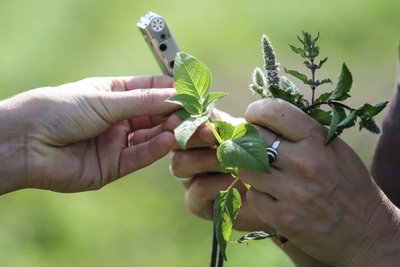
[345, 189, 400, 267]
[0, 98, 28, 194]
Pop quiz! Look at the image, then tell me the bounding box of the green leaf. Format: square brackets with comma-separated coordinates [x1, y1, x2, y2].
[217, 123, 270, 173]
[202, 92, 227, 113]
[174, 52, 212, 99]
[166, 94, 201, 114]
[320, 78, 332, 85]
[309, 108, 332, 126]
[213, 120, 235, 141]
[315, 92, 332, 103]
[173, 109, 191, 120]
[289, 45, 306, 58]
[356, 102, 388, 119]
[284, 67, 309, 85]
[329, 63, 352, 101]
[174, 114, 210, 149]
[337, 110, 357, 131]
[236, 231, 272, 244]
[214, 188, 242, 261]
[326, 104, 346, 143]
[318, 57, 328, 68]
[359, 118, 380, 133]
[312, 32, 320, 45]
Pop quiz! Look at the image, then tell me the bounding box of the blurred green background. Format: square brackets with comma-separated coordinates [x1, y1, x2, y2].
[0, 0, 399, 266]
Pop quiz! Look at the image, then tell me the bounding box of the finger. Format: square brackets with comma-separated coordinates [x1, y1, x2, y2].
[164, 116, 218, 149]
[121, 76, 174, 90]
[91, 88, 179, 124]
[185, 173, 241, 220]
[129, 124, 167, 145]
[119, 131, 175, 177]
[245, 98, 324, 142]
[246, 188, 279, 228]
[170, 148, 219, 178]
[239, 168, 287, 200]
[252, 125, 290, 169]
[129, 116, 168, 130]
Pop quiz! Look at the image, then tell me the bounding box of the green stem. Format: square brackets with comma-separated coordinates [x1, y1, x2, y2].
[206, 119, 224, 145]
[227, 178, 240, 191]
[303, 101, 354, 113]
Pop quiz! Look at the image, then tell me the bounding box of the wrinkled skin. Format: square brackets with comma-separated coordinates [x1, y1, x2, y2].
[0, 76, 178, 194]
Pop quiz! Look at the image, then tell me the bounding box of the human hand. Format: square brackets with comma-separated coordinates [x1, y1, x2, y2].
[241, 98, 400, 266]
[168, 109, 269, 231]
[0, 76, 178, 194]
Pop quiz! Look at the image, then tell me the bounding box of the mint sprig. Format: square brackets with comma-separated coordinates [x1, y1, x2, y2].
[168, 52, 270, 260]
[250, 31, 388, 143]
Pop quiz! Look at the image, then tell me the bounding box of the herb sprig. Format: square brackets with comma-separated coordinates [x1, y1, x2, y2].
[250, 32, 388, 143]
[169, 32, 388, 263]
[167, 52, 270, 261]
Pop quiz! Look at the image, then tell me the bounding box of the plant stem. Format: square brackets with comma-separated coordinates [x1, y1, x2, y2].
[227, 178, 240, 191]
[303, 100, 354, 113]
[310, 57, 316, 104]
[206, 120, 224, 145]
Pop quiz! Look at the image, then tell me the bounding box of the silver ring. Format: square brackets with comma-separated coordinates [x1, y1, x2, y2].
[127, 132, 134, 147]
[267, 136, 282, 163]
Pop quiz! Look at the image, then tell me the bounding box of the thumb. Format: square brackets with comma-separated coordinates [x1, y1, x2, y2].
[91, 88, 179, 124]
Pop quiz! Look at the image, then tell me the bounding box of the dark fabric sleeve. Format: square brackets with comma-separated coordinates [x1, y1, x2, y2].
[371, 79, 400, 207]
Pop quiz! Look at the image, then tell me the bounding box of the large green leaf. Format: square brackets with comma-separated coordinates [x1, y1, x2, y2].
[173, 52, 211, 99]
[329, 63, 352, 101]
[213, 188, 241, 261]
[217, 123, 270, 173]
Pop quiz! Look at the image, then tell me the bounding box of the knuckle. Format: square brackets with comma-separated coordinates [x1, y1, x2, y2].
[276, 212, 299, 232]
[185, 179, 213, 220]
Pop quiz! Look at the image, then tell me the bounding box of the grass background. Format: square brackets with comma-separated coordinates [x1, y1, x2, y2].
[0, 0, 399, 266]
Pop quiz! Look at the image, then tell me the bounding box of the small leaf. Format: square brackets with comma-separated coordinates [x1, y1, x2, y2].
[280, 76, 300, 93]
[174, 114, 210, 149]
[359, 118, 380, 133]
[337, 109, 357, 131]
[202, 92, 227, 113]
[289, 45, 306, 58]
[214, 188, 242, 261]
[318, 57, 329, 68]
[236, 231, 272, 244]
[326, 104, 346, 143]
[217, 124, 270, 173]
[312, 32, 320, 45]
[329, 63, 353, 101]
[213, 120, 235, 141]
[315, 92, 332, 103]
[309, 108, 332, 126]
[174, 52, 212, 99]
[173, 109, 191, 120]
[284, 68, 309, 85]
[252, 67, 267, 87]
[320, 78, 332, 86]
[166, 94, 201, 114]
[356, 102, 388, 119]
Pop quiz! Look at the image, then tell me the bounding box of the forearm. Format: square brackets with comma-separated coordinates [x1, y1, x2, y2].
[0, 98, 28, 194]
[371, 82, 400, 206]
